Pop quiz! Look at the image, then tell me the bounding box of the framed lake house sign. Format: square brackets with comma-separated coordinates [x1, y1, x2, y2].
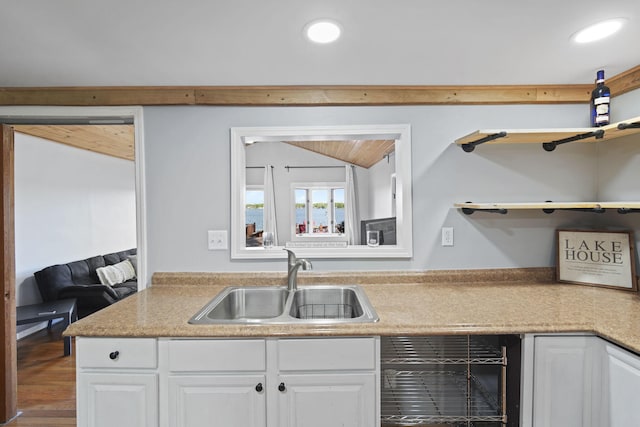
[557, 229, 638, 291]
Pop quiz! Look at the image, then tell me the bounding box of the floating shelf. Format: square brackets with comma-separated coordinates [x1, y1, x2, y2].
[456, 116, 640, 152]
[455, 201, 640, 215]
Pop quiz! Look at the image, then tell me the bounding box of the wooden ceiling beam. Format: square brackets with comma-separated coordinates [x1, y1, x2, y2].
[608, 64, 640, 97]
[0, 87, 195, 106]
[0, 65, 637, 106]
[0, 84, 594, 106]
[195, 85, 593, 105]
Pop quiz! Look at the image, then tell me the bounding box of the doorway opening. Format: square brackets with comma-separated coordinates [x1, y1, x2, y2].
[0, 106, 146, 423]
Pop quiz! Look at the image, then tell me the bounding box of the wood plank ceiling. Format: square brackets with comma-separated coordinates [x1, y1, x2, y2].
[286, 140, 395, 169]
[12, 124, 134, 161]
[11, 124, 392, 168]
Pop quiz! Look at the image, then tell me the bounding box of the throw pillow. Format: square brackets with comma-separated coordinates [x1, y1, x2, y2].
[96, 259, 136, 286]
[127, 254, 138, 274]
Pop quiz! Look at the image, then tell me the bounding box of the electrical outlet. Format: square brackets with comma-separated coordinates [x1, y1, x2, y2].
[442, 227, 454, 246]
[208, 230, 228, 250]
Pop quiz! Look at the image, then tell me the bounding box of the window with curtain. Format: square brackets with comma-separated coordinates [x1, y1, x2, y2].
[292, 183, 346, 238]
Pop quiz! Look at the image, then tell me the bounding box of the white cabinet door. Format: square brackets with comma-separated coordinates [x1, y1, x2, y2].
[77, 372, 158, 427]
[168, 375, 266, 427]
[605, 342, 640, 426]
[277, 373, 376, 427]
[532, 336, 602, 427]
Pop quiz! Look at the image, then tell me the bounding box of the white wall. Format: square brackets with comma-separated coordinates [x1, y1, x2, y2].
[142, 97, 640, 273]
[597, 90, 640, 201]
[15, 133, 137, 316]
[594, 89, 640, 257]
[368, 153, 396, 219]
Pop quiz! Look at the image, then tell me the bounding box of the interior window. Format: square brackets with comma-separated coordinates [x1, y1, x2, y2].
[293, 184, 345, 238]
[245, 187, 264, 247]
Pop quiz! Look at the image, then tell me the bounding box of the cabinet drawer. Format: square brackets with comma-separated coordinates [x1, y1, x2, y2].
[77, 337, 157, 369]
[278, 337, 376, 371]
[168, 339, 266, 372]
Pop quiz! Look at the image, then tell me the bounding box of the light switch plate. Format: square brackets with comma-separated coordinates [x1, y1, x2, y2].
[208, 230, 228, 250]
[441, 227, 454, 246]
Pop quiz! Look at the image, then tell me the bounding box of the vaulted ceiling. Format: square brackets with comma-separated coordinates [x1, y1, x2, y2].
[13, 125, 134, 161]
[286, 140, 394, 169]
[11, 126, 393, 167]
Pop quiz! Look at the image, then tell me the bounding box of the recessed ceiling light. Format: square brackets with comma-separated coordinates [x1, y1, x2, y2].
[304, 20, 341, 44]
[572, 18, 626, 43]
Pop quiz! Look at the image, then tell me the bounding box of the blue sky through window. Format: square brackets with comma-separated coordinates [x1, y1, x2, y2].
[246, 190, 264, 205]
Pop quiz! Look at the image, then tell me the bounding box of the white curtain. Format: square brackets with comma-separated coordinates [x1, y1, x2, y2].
[263, 165, 278, 246]
[345, 165, 360, 245]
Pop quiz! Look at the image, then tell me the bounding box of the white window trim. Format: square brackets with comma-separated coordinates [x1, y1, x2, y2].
[290, 182, 347, 242]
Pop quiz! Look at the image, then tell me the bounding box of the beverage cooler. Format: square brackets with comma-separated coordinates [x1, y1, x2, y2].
[380, 335, 521, 427]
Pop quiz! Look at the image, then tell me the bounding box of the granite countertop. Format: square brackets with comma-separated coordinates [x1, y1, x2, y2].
[64, 268, 640, 354]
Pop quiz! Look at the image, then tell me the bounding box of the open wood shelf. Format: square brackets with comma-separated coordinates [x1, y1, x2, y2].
[455, 116, 640, 152]
[455, 201, 640, 215]
[455, 117, 640, 216]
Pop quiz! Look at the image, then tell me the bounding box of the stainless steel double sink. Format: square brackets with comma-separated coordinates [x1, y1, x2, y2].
[189, 285, 379, 324]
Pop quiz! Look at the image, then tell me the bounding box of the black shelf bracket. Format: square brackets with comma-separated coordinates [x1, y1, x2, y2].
[542, 201, 605, 214]
[617, 208, 640, 214]
[542, 207, 606, 214]
[459, 201, 638, 215]
[460, 202, 508, 215]
[542, 129, 605, 152]
[461, 131, 507, 153]
[617, 121, 640, 130]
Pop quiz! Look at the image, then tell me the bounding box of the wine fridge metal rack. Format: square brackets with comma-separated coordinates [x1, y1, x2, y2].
[381, 336, 507, 427]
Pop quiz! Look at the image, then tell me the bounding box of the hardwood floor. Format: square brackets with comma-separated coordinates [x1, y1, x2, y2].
[6, 322, 76, 426]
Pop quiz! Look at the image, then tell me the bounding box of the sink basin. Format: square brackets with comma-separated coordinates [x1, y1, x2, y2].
[289, 287, 364, 320]
[189, 287, 289, 323]
[189, 285, 378, 324]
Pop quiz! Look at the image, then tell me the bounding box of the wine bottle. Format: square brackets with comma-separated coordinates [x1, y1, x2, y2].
[591, 69, 610, 127]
